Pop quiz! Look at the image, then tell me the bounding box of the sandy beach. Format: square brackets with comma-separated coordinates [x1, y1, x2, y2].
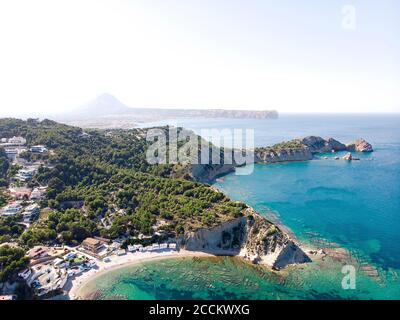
[66, 249, 213, 300]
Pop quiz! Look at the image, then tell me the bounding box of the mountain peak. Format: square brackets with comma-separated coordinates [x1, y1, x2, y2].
[77, 93, 132, 115]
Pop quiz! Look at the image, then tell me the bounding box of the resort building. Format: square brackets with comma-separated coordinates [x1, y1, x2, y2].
[81, 237, 105, 254]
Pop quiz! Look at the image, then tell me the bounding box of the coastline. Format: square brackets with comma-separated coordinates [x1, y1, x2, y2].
[66, 250, 214, 300]
[67, 161, 363, 301]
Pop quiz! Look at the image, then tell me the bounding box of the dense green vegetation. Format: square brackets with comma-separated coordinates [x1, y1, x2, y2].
[0, 215, 25, 244]
[0, 118, 246, 248]
[255, 139, 305, 154]
[0, 148, 9, 188]
[0, 245, 29, 282]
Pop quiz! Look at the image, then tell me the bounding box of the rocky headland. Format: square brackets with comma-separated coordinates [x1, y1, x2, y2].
[179, 206, 311, 270]
[177, 136, 373, 183]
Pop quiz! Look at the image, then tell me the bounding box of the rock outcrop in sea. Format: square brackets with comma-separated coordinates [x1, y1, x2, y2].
[179, 207, 311, 270]
[341, 152, 353, 161]
[346, 139, 374, 152]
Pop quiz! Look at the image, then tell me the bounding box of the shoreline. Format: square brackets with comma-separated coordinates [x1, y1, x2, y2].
[66, 250, 214, 300]
[67, 182, 350, 300]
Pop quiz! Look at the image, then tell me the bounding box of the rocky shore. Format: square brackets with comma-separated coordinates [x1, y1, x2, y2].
[180, 206, 311, 270]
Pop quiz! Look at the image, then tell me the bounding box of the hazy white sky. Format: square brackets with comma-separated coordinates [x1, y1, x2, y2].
[0, 0, 399, 115]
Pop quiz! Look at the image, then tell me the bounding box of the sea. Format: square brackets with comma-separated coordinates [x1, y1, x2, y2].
[80, 113, 400, 300]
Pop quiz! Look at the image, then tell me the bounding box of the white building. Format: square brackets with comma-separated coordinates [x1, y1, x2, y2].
[168, 243, 177, 250]
[16, 168, 36, 181]
[30, 187, 47, 200]
[116, 249, 126, 256]
[18, 268, 31, 280]
[63, 252, 76, 260]
[0, 202, 23, 216]
[22, 203, 40, 222]
[3, 147, 27, 160]
[8, 136, 26, 145]
[30, 145, 48, 153]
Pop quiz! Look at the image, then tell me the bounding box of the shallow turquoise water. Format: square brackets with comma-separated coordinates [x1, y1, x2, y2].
[88, 114, 400, 299]
[80, 256, 399, 300]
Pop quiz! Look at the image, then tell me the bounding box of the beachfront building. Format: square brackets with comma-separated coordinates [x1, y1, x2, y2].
[81, 237, 105, 254]
[0, 201, 23, 216]
[27, 246, 50, 261]
[30, 145, 48, 153]
[116, 249, 126, 256]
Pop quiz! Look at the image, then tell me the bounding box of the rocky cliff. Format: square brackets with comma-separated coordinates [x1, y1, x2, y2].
[298, 136, 347, 153]
[180, 207, 311, 269]
[254, 148, 313, 163]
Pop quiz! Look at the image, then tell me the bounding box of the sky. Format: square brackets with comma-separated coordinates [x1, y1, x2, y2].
[0, 0, 399, 116]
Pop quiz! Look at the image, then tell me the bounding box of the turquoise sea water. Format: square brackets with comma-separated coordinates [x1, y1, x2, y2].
[85, 114, 400, 300]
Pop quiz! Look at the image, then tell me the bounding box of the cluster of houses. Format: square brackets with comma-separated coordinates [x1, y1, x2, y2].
[17, 237, 178, 297]
[0, 202, 40, 223]
[18, 246, 97, 297]
[0, 135, 48, 226]
[1, 185, 46, 223]
[1, 136, 48, 162]
[1, 136, 27, 161]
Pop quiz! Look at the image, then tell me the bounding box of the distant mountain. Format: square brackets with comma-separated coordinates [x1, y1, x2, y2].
[72, 93, 133, 116]
[55, 93, 278, 129]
